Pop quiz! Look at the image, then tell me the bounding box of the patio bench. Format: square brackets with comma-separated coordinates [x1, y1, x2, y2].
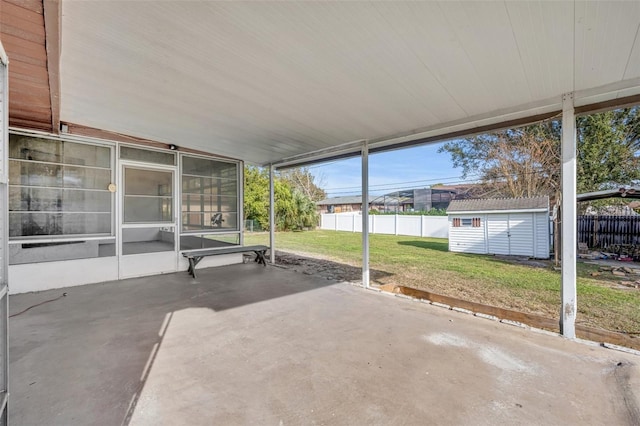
[182, 245, 269, 278]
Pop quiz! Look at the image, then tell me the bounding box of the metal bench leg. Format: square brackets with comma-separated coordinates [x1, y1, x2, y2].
[188, 256, 203, 278]
[254, 250, 267, 266]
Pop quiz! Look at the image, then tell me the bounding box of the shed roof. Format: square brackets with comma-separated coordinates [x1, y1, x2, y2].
[447, 196, 549, 213]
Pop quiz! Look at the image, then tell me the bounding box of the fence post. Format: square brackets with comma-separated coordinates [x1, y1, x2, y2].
[395, 214, 399, 235]
[353, 214, 356, 232]
[421, 215, 425, 238]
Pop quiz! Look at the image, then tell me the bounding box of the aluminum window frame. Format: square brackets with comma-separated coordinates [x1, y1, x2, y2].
[7, 130, 116, 242]
[178, 152, 242, 250]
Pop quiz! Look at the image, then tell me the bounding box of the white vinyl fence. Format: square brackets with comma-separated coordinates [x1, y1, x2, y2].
[320, 213, 448, 238]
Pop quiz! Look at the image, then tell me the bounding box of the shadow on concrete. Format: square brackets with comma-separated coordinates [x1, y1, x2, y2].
[8, 263, 338, 426]
[274, 251, 394, 285]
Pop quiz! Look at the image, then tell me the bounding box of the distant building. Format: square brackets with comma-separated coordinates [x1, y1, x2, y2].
[381, 184, 485, 212]
[316, 196, 399, 214]
[317, 183, 484, 214]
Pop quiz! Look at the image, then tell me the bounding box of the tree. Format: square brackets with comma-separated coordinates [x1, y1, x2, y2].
[438, 107, 640, 199]
[244, 166, 320, 231]
[279, 167, 327, 201]
[244, 166, 270, 229]
[439, 122, 561, 199]
[576, 108, 640, 192]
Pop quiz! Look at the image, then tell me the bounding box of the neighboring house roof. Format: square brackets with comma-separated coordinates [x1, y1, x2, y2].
[316, 196, 398, 206]
[447, 196, 549, 213]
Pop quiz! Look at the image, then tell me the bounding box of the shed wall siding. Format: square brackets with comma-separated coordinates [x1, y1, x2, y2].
[534, 212, 550, 258]
[450, 211, 549, 258]
[448, 215, 486, 254]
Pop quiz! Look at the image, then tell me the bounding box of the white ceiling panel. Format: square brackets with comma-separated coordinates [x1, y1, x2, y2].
[506, 1, 575, 99]
[575, 1, 640, 90]
[59, 1, 640, 165]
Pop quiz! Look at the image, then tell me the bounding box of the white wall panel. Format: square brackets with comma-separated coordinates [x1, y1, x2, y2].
[397, 215, 421, 237]
[0, 51, 6, 295]
[574, 1, 640, 91]
[9, 257, 119, 294]
[0, 44, 8, 421]
[534, 212, 551, 259]
[448, 215, 487, 254]
[320, 214, 449, 238]
[373, 215, 396, 235]
[422, 217, 449, 238]
[353, 214, 363, 233]
[321, 214, 337, 230]
[336, 214, 354, 232]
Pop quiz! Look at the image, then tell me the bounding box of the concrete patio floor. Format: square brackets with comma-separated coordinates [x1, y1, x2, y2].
[9, 263, 640, 425]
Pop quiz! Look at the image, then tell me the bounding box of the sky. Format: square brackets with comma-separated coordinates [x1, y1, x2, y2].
[307, 141, 476, 199]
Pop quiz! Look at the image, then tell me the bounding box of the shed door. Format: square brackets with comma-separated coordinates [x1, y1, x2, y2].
[487, 213, 535, 257]
[0, 45, 9, 424]
[487, 214, 510, 255]
[508, 214, 535, 256]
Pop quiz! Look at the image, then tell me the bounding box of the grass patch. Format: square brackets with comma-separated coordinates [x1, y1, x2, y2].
[245, 230, 640, 333]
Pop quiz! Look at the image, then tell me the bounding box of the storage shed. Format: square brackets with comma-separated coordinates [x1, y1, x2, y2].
[447, 197, 550, 258]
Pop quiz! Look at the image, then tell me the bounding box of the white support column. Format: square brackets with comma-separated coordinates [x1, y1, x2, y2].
[269, 164, 276, 264]
[561, 92, 577, 338]
[362, 141, 370, 288]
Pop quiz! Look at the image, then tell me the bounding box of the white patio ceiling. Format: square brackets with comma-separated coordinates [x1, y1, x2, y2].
[59, 1, 640, 166]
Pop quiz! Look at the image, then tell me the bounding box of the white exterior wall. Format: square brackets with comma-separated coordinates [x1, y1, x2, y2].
[534, 212, 550, 259]
[9, 257, 120, 294]
[9, 253, 242, 294]
[448, 215, 487, 254]
[449, 211, 550, 258]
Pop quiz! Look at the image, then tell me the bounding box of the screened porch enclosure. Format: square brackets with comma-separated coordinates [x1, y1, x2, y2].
[7, 134, 244, 291]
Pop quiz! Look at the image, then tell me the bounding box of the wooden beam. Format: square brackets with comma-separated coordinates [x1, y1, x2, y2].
[43, 0, 60, 133]
[575, 93, 640, 116]
[392, 285, 640, 351]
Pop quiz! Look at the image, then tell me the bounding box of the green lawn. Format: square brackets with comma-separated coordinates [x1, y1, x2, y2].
[245, 230, 640, 334]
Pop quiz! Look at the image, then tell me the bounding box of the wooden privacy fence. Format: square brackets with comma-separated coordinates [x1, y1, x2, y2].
[577, 215, 640, 249]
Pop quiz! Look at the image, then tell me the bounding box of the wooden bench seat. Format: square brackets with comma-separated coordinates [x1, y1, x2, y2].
[182, 245, 269, 278]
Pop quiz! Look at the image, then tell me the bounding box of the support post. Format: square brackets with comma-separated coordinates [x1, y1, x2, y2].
[561, 93, 577, 338]
[269, 164, 276, 264]
[362, 141, 370, 288]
